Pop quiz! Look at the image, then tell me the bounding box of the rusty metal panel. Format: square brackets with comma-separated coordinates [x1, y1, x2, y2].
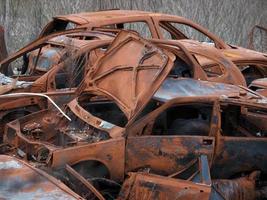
[52, 138, 125, 182]
[125, 136, 214, 175]
[153, 78, 247, 102]
[0, 155, 82, 200]
[118, 172, 211, 200]
[212, 137, 267, 179]
[81, 31, 175, 119]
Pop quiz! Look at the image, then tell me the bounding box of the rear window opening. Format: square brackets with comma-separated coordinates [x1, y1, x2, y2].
[238, 65, 265, 85]
[193, 54, 224, 78]
[41, 20, 78, 36]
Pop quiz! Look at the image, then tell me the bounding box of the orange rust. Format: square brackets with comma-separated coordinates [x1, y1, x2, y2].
[0, 11, 267, 200]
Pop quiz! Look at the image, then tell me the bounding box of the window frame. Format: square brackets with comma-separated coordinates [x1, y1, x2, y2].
[151, 15, 228, 49]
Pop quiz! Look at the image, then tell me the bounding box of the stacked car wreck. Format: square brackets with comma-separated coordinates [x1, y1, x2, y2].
[0, 10, 267, 200]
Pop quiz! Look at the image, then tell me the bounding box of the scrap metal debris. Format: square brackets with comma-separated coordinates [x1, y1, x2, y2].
[0, 9, 267, 200]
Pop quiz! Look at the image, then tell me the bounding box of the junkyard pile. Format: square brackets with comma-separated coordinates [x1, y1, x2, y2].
[0, 10, 267, 200]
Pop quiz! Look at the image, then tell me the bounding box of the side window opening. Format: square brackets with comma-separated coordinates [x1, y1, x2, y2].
[101, 22, 152, 38]
[221, 104, 267, 137]
[65, 22, 76, 30]
[6, 44, 63, 76]
[151, 104, 212, 136]
[160, 22, 215, 44]
[160, 27, 172, 39]
[168, 57, 193, 78]
[238, 64, 265, 85]
[43, 20, 77, 36]
[193, 54, 224, 78]
[9, 55, 28, 75]
[249, 85, 263, 91]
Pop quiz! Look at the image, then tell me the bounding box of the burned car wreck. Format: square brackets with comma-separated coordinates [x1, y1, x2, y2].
[0, 30, 115, 140]
[0, 7, 267, 199]
[0, 30, 247, 144]
[0, 31, 267, 200]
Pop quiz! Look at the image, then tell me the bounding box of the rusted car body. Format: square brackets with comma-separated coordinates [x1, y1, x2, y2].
[0, 10, 266, 198]
[221, 47, 267, 85]
[118, 155, 212, 200]
[40, 10, 230, 49]
[0, 31, 114, 141]
[0, 155, 82, 199]
[0, 31, 247, 144]
[0, 29, 114, 77]
[162, 39, 246, 86]
[249, 78, 267, 96]
[2, 31, 267, 199]
[0, 26, 8, 62]
[119, 155, 263, 200]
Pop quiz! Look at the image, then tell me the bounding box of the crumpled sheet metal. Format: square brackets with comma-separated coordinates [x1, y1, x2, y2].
[153, 78, 254, 102]
[117, 172, 211, 200]
[0, 155, 82, 200]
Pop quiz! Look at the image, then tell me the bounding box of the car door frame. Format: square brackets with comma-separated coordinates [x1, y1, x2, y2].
[88, 16, 159, 39]
[125, 97, 220, 176]
[212, 101, 267, 178]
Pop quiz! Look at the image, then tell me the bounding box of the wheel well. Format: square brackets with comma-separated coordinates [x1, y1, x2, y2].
[72, 160, 110, 179]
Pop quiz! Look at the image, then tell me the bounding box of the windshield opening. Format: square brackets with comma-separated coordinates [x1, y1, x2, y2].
[78, 93, 128, 127]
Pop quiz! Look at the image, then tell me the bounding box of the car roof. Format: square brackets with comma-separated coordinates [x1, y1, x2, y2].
[46, 30, 115, 48]
[153, 78, 260, 102]
[0, 30, 114, 71]
[54, 10, 188, 25]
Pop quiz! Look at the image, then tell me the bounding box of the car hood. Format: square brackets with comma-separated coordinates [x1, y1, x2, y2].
[78, 31, 175, 120]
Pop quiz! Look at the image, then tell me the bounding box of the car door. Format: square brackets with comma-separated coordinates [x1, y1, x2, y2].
[211, 103, 267, 179]
[125, 98, 219, 176]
